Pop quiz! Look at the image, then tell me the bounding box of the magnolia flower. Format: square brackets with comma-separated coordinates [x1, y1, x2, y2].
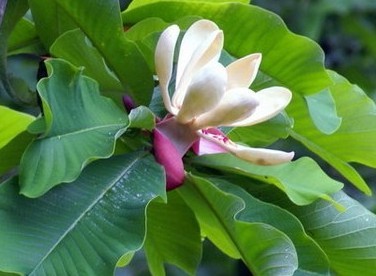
[154, 19, 294, 189]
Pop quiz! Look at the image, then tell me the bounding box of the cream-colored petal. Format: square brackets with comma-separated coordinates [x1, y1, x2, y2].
[198, 130, 294, 165]
[192, 88, 259, 129]
[155, 24, 180, 114]
[231, 87, 292, 127]
[226, 53, 262, 89]
[176, 63, 227, 124]
[173, 20, 224, 107]
[228, 143, 295, 165]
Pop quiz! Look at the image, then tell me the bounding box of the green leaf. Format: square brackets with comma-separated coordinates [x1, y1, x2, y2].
[124, 17, 169, 41]
[192, 154, 344, 207]
[179, 174, 298, 275]
[30, 0, 154, 105]
[127, 0, 249, 11]
[206, 177, 330, 275]
[129, 105, 155, 130]
[124, 17, 169, 71]
[19, 59, 129, 197]
[7, 54, 41, 104]
[0, 0, 29, 102]
[289, 71, 376, 195]
[305, 89, 342, 134]
[28, 0, 77, 49]
[123, 1, 331, 96]
[0, 131, 33, 175]
[7, 17, 44, 55]
[228, 113, 293, 147]
[50, 29, 123, 92]
[0, 152, 166, 275]
[144, 191, 202, 275]
[277, 190, 376, 275]
[0, 105, 34, 149]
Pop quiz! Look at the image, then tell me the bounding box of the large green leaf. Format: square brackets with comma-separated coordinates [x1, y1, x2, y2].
[179, 174, 298, 275]
[50, 29, 123, 92]
[124, 17, 169, 71]
[7, 17, 44, 55]
[289, 71, 376, 195]
[19, 59, 129, 197]
[259, 188, 376, 275]
[28, 0, 77, 49]
[29, 0, 154, 105]
[123, 0, 331, 96]
[296, 191, 376, 275]
[0, 105, 34, 149]
[144, 191, 202, 275]
[6, 54, 41, 104]
[0, 152, 166, 275]
[206, 177, 330, 275]
[0, 0, 29, 102]
[192, 154, 343, 207]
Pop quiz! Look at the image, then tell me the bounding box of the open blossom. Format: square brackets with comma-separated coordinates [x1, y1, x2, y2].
[154, 19, 294, 189]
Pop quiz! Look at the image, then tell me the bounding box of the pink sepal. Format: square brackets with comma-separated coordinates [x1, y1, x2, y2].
[192, 128, 228, 155]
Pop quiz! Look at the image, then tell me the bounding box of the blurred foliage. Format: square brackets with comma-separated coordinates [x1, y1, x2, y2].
[253, 0, 376, 97]
[253, 0, 376, 213]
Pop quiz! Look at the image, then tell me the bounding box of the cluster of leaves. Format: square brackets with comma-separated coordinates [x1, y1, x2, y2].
[253, 0, 376, 96]
[0, 0, 375, 275]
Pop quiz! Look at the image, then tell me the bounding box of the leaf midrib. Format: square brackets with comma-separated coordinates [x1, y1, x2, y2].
[29, 153, 143, 273]
[184, 177, 260, 273]
[51, 0, 124, 87]
[44, 122, 126, 139]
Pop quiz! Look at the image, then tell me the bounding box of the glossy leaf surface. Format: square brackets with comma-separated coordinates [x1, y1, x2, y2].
[19, 59, 129, 197]
[0, 152, 165, 275]
[50, 29, 123, 92]
[144, 192, 202, 275]
[0, 105, 34, 149]
[260, 189, 376, 275]
[206, 177, 330, 275]
[289, 71, 376, 194]
[30, 0, 154, 105]
[124, 0, 331, 96]
[297, 191, 376, 275]
[192, 154, 343, 207]
[179, 174, 298, 275]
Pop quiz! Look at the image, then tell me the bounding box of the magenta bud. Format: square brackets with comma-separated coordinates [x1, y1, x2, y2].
[153, 128, 185, 190]
[122, 94, 135, 113]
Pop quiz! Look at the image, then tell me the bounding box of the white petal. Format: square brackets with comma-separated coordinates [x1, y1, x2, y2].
[226, 53, 262, 89]
[229, 144, 295, 165]
[231, 87, 292, 127]
[192, 88, 259, 129]
[176, 63, 227, 124]
[198, 130, 294, 165]
[173, 20, 224, 108]
[155, 24, 180, 114]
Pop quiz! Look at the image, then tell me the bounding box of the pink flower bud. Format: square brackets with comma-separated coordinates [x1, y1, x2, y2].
[153, 128, 185, 190]
[122, 94, 135, 113]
